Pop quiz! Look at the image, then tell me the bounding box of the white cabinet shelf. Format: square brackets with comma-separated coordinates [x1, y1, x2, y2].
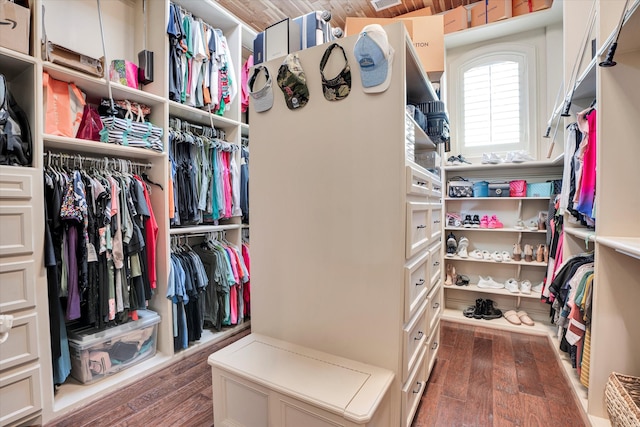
[445, 254, 547, 267]
[444, 283, 542, 299]
[444, 196, 550, 201]
[440, 308, 551, 335]
[169, 224, 242, 235]
[43, 134, 165, 160]
[597, 236, 640, 260]
[445, 226, 546, 234]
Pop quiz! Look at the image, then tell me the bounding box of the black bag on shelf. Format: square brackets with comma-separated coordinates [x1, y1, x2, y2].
[0, 74, 32, 166]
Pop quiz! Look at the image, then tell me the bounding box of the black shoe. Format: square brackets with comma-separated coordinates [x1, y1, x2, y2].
[472, 214, 480, 228]
[463, 214, 472, 228]
[446, 232, 457, 256]
[456, 154, 472, 164]
[482, 299, 503, 320]
[463, 305, 475, 318]
[472, 298, 484, 319]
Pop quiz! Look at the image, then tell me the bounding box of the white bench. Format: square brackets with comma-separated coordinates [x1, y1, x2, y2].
[208, 333, 395, 427]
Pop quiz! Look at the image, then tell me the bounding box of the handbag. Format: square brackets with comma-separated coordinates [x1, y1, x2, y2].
[509, 180, 527, 197]
[448, 176, 473, 198]
[76, 104, 104, 141]
[473, 181, 489, 197]
[109, 60, 139, 89]
[43, 71, 86, 137]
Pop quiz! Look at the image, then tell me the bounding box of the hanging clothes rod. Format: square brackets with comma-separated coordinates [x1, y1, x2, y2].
[43, 151, 152, 169]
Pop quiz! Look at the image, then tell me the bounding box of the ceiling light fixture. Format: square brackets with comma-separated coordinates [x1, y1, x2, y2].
[369, 0, 402, 12]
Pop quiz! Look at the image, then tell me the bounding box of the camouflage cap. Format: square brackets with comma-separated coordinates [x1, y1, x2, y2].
[277, 53, 309, 110]
[320, 43, 351, 101]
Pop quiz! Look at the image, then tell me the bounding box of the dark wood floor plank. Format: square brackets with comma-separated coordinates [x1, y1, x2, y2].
[441, 326, 475, 400]
[511, 333, 546, 397]
[521, 392, 553, 427]
[492, 332, 524, 426]
[427, 357, 448, 385]
[434, 395, 467, 426]
[411, 382, 441, 427]
[463, 337, 494, 427]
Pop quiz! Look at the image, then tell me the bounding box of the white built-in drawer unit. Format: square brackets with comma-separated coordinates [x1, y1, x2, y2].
[427, 283, 443, 333]
[401, 299, 428, 383]
[0, 312, 38, 371]
[426, 321, 441, 375]
[0, 364, 42, 426]
[401, 344, 427, 427]
[428, 242, 442, 288]
[403, 251, 430, 324]
[406, 164, 432, 197]
[406, 202, 431, 259]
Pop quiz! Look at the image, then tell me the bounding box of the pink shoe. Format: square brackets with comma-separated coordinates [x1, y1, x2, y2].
[488, 215, 504, 229]
[479, 215, 489, 228]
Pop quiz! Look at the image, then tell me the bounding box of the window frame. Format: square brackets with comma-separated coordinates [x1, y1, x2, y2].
[449, 43, 538, 157]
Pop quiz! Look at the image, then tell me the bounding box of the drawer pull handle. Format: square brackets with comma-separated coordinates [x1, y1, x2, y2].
[433, 220, 441, 224]
[412, 381, 424, 394]
[431, 341, 439, 350]
[417, 224, 427, 229]
[433, 302, 440, 309]
[433, 261, 440, 266]
[416, 181, 427, 186]
[414, 331, 424, 341]
[433, 186, 441, 191]
[416, 278, 425, 286]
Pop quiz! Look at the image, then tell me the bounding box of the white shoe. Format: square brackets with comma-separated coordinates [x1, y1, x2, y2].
[505, 278, 520, 293]
[491, 251, 503, 262]
[520, 280, 532, 294]
[458, 237, 469, 258]
[506, 150, 535, 163]
[482, 250, 492, 260]
[514, 220, 525, 230]
[469, 249, 483, 259]
[481, 152, 503, 164]
[532, 282, 543, 293]
[501, 251, 512, 262]
[477, 276, 504, 289]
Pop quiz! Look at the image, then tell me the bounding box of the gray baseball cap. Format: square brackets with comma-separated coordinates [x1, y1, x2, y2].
[249, 65, 274, 113]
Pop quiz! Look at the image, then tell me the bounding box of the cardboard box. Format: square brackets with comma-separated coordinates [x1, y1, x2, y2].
[530, 0, 553, 11]
[487, 0, 512, 23]
[0, 0, 30, 55]
[396, 6, 433, 18]
[345, 16, 444, 82]
[512, 0, 530, 16]
[443, 6, 469, 34]
[470, 2, 487, 27]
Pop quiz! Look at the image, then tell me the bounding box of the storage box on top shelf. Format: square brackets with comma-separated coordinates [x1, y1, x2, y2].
[512, 0, 530, 17]
[442, 6, 469, 34]
[487, 0, 512, 23]
[470, 2, 487, 27]
[345, 15, 444, 82]
[530, 0, 552, 11]
[396, 6, 433, 18]
[67, 309, 160, 384]
[0, 0, 30, 55]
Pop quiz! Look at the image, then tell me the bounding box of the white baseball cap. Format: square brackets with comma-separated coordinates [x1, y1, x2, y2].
[248, 65, 274, 113]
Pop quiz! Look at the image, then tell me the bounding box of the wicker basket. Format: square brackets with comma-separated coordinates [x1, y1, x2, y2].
[605, 372, 640, 427]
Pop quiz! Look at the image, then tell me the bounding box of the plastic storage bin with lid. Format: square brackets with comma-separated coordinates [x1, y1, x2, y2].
[67, 309, 161, 384]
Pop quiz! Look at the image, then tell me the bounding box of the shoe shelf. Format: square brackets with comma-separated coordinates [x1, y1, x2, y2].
[441, 308, 551, 335]
[444, 283, 542, 300]
[444, 196, 550, 201]
[43, 134, 165, 160]
[597, 236, 640, 260]
[445, 254, 547, 267]
[445, 226, 546, 234]
[443, 160, 562, 172]
[407, 115, 436, 150]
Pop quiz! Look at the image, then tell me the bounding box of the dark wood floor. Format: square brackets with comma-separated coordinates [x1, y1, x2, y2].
[45, 321, 588, 427]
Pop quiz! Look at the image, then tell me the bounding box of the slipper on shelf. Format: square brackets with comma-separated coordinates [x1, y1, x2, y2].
[504, 310, 522, 325]
[458, 237, 469, 258]
[501, 251, 512, 262]
[455, 274, 470, 286]
[469, 249, 483, 259]
[462, 306, 476, 318]
[517, 311, 535, 326]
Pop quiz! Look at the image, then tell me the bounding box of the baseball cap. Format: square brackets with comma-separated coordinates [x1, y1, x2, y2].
[277, 53, 309, 110]
[353, 24, 395, 93]
[248, 65, 274, 113]
[320, 43, 351, 101]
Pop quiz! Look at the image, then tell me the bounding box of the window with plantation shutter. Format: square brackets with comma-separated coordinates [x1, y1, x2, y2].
[449, 44, 537, 157]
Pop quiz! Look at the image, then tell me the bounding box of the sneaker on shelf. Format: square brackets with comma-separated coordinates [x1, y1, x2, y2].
[472, 214, 481, 228]
[477, 276, 504, 289]
[447, 213, 462, 227]
[488, 215, 504, 229]
[505, 278, 520, 293]
[472, 298, 485, 319]
[446, 232, 458, 257]
[458, 237, 469, 258]
[481, 152, 503, 164]
[455, 154, 472, 164]
[491, 251, 503, 262]
[520, 280, 532, 294]
[514, 219, 526, 230]
[446, 156, 462, 166]
[506, 150, 535, 163]
[469, 249, 483, 259]
[463, 214, 473, 228]
[481, 250, 492, 260]
[531, 282, 544, 293]
[479, 215, 489, 229]
[501, 251, 512, 262]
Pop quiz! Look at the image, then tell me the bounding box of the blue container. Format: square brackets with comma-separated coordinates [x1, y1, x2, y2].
[473, 181, 489, 197]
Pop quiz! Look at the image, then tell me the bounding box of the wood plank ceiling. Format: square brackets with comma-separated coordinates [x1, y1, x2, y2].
[216, 0, 482, 34]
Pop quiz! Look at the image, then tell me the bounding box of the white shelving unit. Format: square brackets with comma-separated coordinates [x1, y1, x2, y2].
[0, 0, 257, 424]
